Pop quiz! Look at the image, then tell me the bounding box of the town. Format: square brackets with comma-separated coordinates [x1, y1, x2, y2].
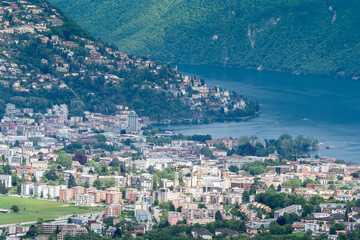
[0, 102, 358, 240]
[0, 1, 359, 240]
[0, 0, 259, 124]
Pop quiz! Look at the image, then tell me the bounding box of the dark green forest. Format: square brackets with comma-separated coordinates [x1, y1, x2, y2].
[49, 0, 360, 79]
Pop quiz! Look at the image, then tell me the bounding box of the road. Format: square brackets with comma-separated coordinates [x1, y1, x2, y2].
[153, 207, 161, 224]
[0, 211, 104, 228]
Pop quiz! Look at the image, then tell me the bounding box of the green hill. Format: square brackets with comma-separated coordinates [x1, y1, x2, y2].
[49, 0, 360, 79]
[0, 0, 258, 122]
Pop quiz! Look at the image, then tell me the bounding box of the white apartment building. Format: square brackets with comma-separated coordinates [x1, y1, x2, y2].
[75, 194, 95, 206]
[0, 175, 12, 188]
[21, 182, 66, 198]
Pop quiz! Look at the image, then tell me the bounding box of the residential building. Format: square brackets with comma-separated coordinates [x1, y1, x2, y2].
[274, 205, 302, 220]
[105, 204, 122, 218]
[75, 194, 95, 206]
[0, 175, 12, 188]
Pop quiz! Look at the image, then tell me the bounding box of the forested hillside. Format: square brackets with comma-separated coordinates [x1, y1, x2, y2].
[0, 0, 258, 122]
[49, 0, 360, 79]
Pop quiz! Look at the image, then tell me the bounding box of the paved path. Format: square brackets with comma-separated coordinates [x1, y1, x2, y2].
[153, 207, 161, 224]
[0, 211, 104, 228]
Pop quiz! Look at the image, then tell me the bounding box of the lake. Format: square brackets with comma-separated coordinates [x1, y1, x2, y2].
[160, 65, 360, 162]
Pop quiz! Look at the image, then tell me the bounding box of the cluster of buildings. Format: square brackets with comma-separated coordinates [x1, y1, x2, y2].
[0, 1, 359, 240]
[0, 0, 253, 127]
[0, 102, 359, 238]
[1, 101, 359, 238]
[0, 0, 157, 93]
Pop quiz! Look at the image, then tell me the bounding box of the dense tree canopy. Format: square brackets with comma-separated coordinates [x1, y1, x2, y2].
[50, 0, 360, 79]
[56, 151, 73, 169]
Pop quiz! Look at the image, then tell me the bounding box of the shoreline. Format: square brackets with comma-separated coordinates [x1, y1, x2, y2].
[168, 62, 360, 81]
[149, 110, 261, 126]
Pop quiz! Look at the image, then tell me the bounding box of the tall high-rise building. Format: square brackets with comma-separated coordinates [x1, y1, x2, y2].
[174, 172, 179, 187]
[158, 188, 169, 204]
[127, 113, 139, 133]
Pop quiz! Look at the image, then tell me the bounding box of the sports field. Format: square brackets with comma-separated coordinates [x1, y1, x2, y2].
[0, 195, 103, 224]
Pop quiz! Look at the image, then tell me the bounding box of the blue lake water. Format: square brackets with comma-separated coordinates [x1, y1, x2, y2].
[161, 65, 360, 162]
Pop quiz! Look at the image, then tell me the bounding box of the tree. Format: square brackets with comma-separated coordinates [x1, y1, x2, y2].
[338, 234, 347, 240]
[277, 216, 287, 226]
[277, 184, 282, 192]
[302, 204, 315, 217]
[282, 179, 302, 189]
[113, 227, 122, 238]
[14, 140, 20, 147]
[239, 222, 246, 232]
[11, 205, 19, 213]
[329, 226, 336, 235]
[242, 191, 250, 203]
[65, 142, 83, 153]
[56, 151, 73, 169]
[109, 158, 121, 167]
[12, 173, 18, 186]
[45, 169, 57, 181]
[345, 210, 349, 222]
[3, 164, 11, 175]
[37, 218, 44, 224]
[74, 153, 87, 165]
[283, 213, 301, 225]
[170, 203, 175, 211]
[198, 203, 207, 209]
[103, 217, 115, 228]
[309, 195, 325, 205]
[25, 225, 37, 238]
[84, 181, 90, 188]
[104, 178, 116, 188]
[229, 165, 239, 173]
[295, 195, 307, 206]
[70, 100, 85, 116]
[0, 180, 8, 194]
[199, 147, 213, 157]
[270, 223, 284, 235]
[93, 179, 102, 189]
[158, 220, 170, 228]
[244, 162, 267, 176]
[284, 224, 293, 234]
[123, 138, 132, 146]
[68, 174, 77, 188]
[0, 181, 3, 194]
[31, 175, 37, 183]
[215, 210, 223, 221]
[94, 134, 107, 142]
[147, 165, 156, 174]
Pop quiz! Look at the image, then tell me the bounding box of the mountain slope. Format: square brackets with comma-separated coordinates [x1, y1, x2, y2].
[49, 0, 360, 79]
[0, 0, 258, 122]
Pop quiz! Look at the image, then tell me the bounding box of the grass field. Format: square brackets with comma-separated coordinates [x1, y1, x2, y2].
[0, 195, 104, 225]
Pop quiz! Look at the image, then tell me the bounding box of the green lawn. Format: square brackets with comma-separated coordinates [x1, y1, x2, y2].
[291, 233, 306, 237]
[0, 195, 104, 224]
